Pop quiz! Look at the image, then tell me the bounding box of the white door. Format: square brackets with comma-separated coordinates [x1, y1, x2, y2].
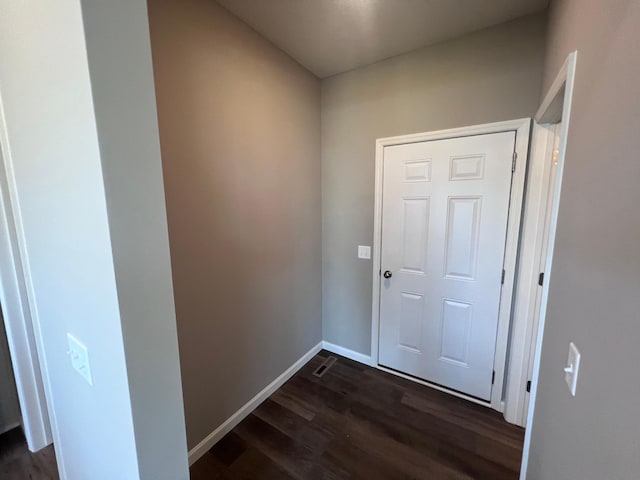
[378, 132, 516, 400]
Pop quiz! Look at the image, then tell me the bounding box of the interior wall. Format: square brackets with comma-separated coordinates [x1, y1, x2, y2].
[148, 0, 322, 449]
[0, 123, 51, 450]
[81, 1, 190, 477]
[527, 1, 640, 478]
[321, 14, 547, 354]
[0, 1, 140, 477]
[0, 1, 189, 478]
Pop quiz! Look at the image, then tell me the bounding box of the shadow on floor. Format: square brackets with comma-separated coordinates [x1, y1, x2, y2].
[0, 427, 58, 480]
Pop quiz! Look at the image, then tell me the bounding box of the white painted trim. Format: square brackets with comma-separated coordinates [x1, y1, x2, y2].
[503, 124, 555, 426]
[187, 341, 323, 466]
[0, 94, 53, 453]
[371, 118, 531, 413]
[370, 138, 385, 366]
[322, 341, 374, 366]
[520, 51, 578, 480]
[492, 119, 531, 412]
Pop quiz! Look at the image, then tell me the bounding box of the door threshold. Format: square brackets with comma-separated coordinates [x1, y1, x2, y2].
[376, 363, 494, 409]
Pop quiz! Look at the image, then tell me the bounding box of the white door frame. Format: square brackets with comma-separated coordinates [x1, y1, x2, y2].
[505, 119, 569, 428]
[519, 51, 578, 479]
[502, 123, 556, 426]
[371, 118, 531, 411]
[0, 95, 53, 451]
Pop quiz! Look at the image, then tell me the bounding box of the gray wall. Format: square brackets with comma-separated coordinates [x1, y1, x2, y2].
[82, 1, 189, 477]
[0, 0, 188, 478]
[0, 1, 138, 476]
[147, 0, 322, 449]
[527, 1, 640, 478]
[321, 14, 547, 354]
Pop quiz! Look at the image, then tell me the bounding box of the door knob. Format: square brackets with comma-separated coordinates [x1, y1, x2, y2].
[383, 270, 392, 279]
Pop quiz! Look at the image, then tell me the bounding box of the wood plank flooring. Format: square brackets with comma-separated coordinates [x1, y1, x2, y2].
[0, 427, 58, 480]
[0, 351, 523, 479]
[191, 351, 524, 480]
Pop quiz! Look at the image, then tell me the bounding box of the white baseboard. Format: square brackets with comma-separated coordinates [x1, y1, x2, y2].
[187, 338, 491, 467]
[187, 341, 323, 465]
[321, 341, 374, 366]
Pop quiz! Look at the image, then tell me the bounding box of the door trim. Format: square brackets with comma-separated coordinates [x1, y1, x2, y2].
[519, 51, 578, 480]
[371, 118, 531, 412]
[503, 122, 557, 426]
[0, 93, 53, 451]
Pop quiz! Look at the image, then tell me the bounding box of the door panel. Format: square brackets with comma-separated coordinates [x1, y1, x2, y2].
[401, 197, 429, 273]
[444, 196, 481, 280]
[398, 292, 424, 352]
[378, 132, 516, 400]
[440, 298, 472, 365]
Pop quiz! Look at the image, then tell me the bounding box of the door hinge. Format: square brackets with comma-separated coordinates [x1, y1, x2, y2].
[512, 152, 517, 172]
[526, 380, 532, 393]
[379, 269, 382, 277]
[492, 370, 496, 385]
[538, 272, 544, 286]
[501, 269, 506, 285]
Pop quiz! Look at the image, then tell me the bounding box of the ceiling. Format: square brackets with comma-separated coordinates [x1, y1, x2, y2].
[216, 0, 549, 78]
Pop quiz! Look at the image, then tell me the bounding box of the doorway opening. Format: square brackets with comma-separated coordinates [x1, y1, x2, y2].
[366, 51, 577, 480]
[371, 119, 530, 413]
[0, 312, 21, 435]
[519, 51, 577, 479]
[0, 96, 57, 476]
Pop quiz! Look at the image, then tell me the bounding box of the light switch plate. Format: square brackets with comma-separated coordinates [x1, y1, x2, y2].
[565, 342, 580, 396]
[67, 333, 93, 386]
[358, 245, 371, 259]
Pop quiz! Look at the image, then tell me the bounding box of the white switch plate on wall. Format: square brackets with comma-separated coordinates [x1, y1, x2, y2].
[67, 333, 93, 386]
[564, 342, 580, 396]
[357, 245, 371, 259]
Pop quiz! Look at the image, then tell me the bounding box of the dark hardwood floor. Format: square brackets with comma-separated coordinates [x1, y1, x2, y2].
[191, 351, 524, 480]
[0, 351, 523, 479]
[0, 427, 58, 479]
